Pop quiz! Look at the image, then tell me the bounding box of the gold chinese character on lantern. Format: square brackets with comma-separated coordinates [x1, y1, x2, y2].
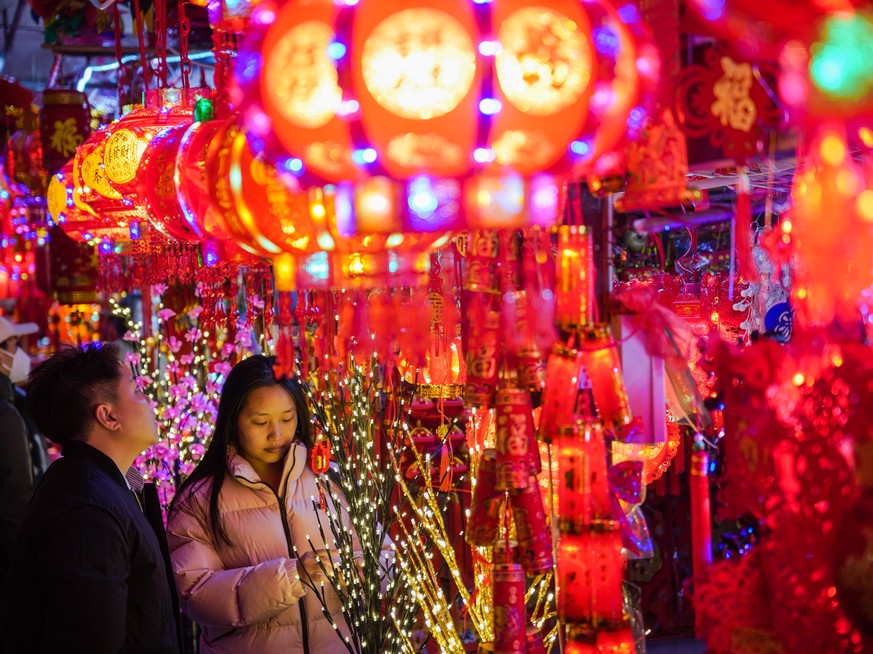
[496, 8, 591, 115]
[49, 118, 84, 158]
[710, 56, 757, 133]
[362, 9, 477, 120]
[267, 21, 343, 128]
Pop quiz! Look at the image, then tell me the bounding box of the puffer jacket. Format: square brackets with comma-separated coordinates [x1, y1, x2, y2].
[167, 442, 354, 654]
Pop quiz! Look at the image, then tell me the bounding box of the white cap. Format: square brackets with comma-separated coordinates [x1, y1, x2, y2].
[0, 317, 38, 344]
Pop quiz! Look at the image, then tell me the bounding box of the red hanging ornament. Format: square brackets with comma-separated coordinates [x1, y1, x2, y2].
[308, 440, 332, 475]
[309, 441, 332, 511]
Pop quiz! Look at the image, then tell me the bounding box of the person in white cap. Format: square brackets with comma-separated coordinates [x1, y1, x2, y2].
[0, 315, 38, 597]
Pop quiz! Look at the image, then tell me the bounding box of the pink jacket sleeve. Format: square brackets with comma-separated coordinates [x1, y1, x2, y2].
[167, 503, 305, 628]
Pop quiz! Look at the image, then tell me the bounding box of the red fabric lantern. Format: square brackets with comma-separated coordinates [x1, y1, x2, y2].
[47, 161, 132, 244]
[234, 0, 657, 230]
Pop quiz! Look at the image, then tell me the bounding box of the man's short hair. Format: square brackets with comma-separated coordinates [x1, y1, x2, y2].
[25, 343, 124, 444]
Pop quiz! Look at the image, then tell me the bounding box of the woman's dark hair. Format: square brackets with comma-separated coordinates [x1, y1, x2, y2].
[169, 354, 312, 545]
[25, 343, 123, 444]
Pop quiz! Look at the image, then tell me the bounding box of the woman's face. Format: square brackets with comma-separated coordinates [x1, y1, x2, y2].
[236, 384, 299, 470]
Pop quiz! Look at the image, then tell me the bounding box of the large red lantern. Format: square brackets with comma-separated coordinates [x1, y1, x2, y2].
[234, 0, 658, 232]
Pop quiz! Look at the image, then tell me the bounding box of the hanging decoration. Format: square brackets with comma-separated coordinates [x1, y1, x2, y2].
[676, 46, 781, 162]
[39, 89, 91, 176]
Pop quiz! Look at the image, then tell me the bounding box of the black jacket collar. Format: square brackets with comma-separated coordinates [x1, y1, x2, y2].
[61, 440, 129, 491]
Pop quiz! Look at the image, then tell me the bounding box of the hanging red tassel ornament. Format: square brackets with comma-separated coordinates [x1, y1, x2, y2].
[309, 440, 331, 511]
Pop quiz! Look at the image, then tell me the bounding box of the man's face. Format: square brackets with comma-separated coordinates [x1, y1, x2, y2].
[111, 366, 159, 453]
[0, 336, 18, 353]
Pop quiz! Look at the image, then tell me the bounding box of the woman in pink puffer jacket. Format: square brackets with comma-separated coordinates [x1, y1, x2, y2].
[167, 355, 355, 654]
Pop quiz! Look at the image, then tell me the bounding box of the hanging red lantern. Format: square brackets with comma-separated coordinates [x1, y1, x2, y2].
[234, 0, 658, 232]
[308, 440, 332, 475]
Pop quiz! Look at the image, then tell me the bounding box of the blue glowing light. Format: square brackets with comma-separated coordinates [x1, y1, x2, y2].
[569, 140, 592, 157]
[352, 148, 378, 165]
[327, 41, 347, 60]
[593, 27, 620, 57]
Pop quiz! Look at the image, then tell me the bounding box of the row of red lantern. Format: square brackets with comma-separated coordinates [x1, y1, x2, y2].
[48, 90, 571, 289]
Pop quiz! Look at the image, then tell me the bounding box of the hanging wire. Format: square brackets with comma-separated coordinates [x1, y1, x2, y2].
[133, 0, 151, 93]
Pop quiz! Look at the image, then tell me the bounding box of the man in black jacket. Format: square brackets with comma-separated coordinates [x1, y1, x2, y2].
[0, 343, 182, 654]
[0, 316, 39, 598]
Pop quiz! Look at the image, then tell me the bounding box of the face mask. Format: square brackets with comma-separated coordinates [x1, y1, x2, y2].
[0, 347, 31, 384]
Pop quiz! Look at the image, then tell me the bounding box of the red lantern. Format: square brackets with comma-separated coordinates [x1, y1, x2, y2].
[557, 526, 624, 624]
[492, 562, 527, 654]
[308, 441, 332, 475]
[47, 161, 132, 245]
[234, 0, 657, 230]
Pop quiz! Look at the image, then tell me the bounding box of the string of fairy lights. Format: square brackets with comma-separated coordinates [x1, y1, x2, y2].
[109, 291, 258, 499]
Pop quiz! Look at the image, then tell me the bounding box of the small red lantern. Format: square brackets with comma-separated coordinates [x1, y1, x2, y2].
[308, 440, 332, 475]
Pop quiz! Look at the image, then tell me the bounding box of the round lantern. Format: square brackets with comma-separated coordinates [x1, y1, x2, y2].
[234, 0, 658, 230]
[70, 123, 151, 244]
[99, 88, 211, 202]
[48, 160, 131, 244]
[138, 123, 204, 242]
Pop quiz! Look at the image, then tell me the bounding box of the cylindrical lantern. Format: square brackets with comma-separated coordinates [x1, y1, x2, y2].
[495, 387, 537, 491]
[493, 562, 527, 654]
[463, 230, 501, 294]
[466, 449, 503, 547]
[555, 226, 594, 331]
[555, 422, 613, 525]
[509, 477, 553, 574]
[578, 325, 633, 431]
[538, 343, 583, 443]
[557, 525, 625, 624]
[464, 305, 501, 407]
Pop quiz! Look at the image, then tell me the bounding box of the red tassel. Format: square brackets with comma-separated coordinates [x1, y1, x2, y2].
[437, 442, 452, 492]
